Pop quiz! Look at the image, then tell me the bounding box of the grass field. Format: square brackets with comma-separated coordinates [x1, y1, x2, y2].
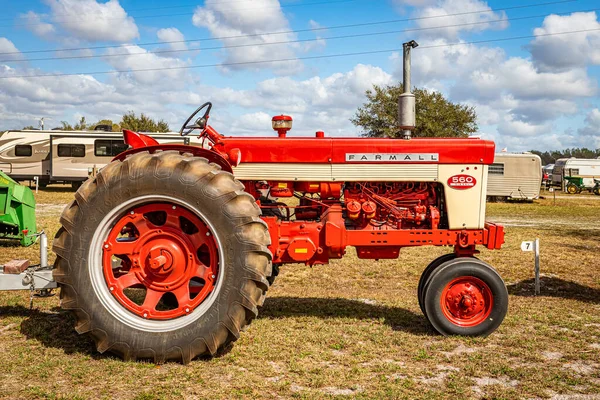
[1, 186, 599, 399]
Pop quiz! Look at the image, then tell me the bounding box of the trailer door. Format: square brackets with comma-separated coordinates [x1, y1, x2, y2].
[50, 136, 93, 181]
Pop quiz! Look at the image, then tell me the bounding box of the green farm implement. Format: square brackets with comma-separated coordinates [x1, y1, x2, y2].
[564, 176, 587, 194]
[0, 170, 37, 246]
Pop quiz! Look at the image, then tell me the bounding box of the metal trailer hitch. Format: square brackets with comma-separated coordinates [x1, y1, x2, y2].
[0, 231, 57, 308]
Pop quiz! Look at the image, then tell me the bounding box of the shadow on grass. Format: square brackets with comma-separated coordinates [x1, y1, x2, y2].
[0, 296, 431, 360]
[0, 305, 98, 357]
[260, 296, 430, 335]
[560, 229, 600, 242]
[507, 276, 600, 304]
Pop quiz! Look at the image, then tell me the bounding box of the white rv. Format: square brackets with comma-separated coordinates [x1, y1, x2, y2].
[487, 153, 542, 201]
[551, 158, 600, 189]
[0, 129, 199, 186]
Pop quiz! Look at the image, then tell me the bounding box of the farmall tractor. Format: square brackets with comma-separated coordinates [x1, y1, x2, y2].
[52, 43, 508, 363]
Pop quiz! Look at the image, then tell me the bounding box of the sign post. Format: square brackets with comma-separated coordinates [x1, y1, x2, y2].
[521, 239, 540, 295]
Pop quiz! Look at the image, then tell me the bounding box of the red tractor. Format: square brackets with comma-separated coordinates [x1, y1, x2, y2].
[53, 44, 508, 363]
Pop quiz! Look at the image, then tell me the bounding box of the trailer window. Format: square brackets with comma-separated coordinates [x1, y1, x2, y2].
[15, 145, 32, 157]
[94, 140, 130, 157]
[58, 144, 86, 158]
[565, 168, 579, 176]
[489, 163, 504, 175]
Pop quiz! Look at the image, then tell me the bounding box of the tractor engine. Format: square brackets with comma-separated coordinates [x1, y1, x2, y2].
[343, 182, 442, 230]
[245, 179, 449, 263]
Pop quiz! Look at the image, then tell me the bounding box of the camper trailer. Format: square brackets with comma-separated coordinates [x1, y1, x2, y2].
[487, 153, 542, 201]
[0, 130, 199, 186]
[551, 158, 600, 190]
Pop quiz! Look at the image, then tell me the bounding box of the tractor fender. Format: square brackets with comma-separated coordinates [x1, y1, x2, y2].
[114, 144, 233, 173]
[118, 129, 233, 172]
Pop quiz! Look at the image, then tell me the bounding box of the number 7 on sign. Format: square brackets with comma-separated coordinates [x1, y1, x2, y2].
[521, 241, 534, 252]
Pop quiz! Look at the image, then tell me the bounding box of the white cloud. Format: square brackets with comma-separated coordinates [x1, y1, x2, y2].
[529, 12, 600, 72]
[157, 28, 188, 52]
[192, 0, 302, 74]
[103, 45, 192, 85]
[21, 11, 56, 38]
[413, 0, 508, 39]
[0, 38, 24, 62]
[578, 109, 600, 138]
[456, 58, 596, 101]
[45, 0, 139, 42]
[402, 40, 505, 84]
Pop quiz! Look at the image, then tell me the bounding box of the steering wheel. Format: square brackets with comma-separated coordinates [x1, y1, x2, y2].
[180, 102, 212, 136]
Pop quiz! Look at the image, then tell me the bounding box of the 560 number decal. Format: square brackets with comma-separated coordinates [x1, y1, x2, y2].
[447, 174, 476, 190]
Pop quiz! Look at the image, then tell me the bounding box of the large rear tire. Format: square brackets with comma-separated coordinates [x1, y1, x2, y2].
[53, 151, 272, 363]
[423, 258, 508, 337]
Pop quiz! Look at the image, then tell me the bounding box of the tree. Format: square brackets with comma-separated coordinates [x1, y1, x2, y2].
[351, 84, 478, 138]
[54, 113, 169, 132]
[119, 111, 170, 133]
[530, 148, 600, 165]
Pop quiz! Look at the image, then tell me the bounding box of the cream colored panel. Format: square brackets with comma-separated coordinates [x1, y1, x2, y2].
[233, 163, 439, 182]
[233, 163, 332, 181]
[331, 164, 438, 181]
[438, 164, 486, 230]
[479, 165, 488, 228]
[487, 176, 541, 199]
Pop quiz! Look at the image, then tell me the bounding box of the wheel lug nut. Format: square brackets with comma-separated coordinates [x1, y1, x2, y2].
[206, 232, 211, 236]
[130, 211, 134, 215]
[211, 274, 216, 279]
[143, 313, 148, 318]
[104, 244, 109, 249]
[172, 206, 176, 210]
[109, 287, 114, 291]
[185, 308, 190, 313]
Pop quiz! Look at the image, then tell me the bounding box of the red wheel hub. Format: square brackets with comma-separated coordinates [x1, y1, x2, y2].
[102, 203, 219, 320]
[440, 276, 493, 327]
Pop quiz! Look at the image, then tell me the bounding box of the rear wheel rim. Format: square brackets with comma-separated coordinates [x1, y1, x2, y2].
[440, 276, 493, 327]
[102, 202, 219, 320]
[89, 195, 224, 332]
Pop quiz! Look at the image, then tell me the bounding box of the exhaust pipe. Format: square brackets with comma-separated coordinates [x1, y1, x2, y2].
[398, 40, 418, 140]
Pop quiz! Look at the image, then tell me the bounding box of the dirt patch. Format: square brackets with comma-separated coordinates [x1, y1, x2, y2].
[562, 362, 599, 375]
[418, 371, 449, 386]
[440, 343, 478, 357]
[543, 351, 564, 360]
[472, 376, 519, 388]
[320, 386, 363, 396]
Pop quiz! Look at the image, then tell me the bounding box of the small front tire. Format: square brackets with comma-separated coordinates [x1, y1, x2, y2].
[417, 253, 456, 316]
[423, 258, 508, 337]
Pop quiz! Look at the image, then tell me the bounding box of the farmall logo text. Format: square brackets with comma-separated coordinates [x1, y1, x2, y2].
[346, 153, 439, 162]
[447, 174, 477, 190]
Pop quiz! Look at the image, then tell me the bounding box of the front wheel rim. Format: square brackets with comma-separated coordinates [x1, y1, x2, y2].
[440, 276, 493, 327]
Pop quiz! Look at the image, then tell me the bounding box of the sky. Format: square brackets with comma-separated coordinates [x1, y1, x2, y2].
[0, 0, 599, 152]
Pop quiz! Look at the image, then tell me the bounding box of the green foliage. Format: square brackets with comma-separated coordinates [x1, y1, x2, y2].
[120, 111, 170, 133]
[351, 84, 478, 138]
[530, 148, 600, 165]
[52, 112, 170, 133]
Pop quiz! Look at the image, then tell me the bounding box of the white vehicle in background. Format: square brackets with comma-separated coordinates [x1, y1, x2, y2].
[486, 153, 542, 201]
[0, 129, 199, 187]
[551, 158, 600, 191]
